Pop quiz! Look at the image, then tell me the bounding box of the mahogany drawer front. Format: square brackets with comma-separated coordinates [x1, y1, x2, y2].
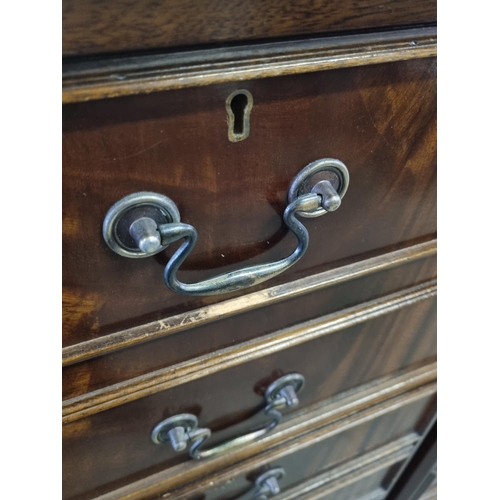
[79, 365, 435, 499]
[305, 457, 404, 500]
[62, 296, 436, 499]
[62, 58, 436, 348]
[178, 397, 435, 500]
[231, 448, 409, 500]
[63, 0, 436, 56]
[63, 250, 436, 400]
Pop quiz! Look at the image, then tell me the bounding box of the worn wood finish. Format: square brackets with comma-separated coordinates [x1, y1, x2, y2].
[63, 282, 436, 422]
[62, 0, 436, 56]
[63, 363, 435, 499]
[89, 365, 436, 500]
[62, 28, 437, 103]
[273, 442, 413, 500]
[278, 449, 408, 500]
[63, 251, 436, 401]
[180, 435, 418, 500]
[63, 252, 436, 400]
[62, 58, 437, 348]
[63, 240, 435, 368]
[63, 364, 436, 498]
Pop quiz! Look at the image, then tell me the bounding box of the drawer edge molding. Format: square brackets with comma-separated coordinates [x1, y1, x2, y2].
[62, 27, 437, 104]
[91, 374, 435, 499]
[274, 441, 414, 500]
[63, 239, 436, 366]
[158, 436, 418, 500]
[63, 281, 436, 423]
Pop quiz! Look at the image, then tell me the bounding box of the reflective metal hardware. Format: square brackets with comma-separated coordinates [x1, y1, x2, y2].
[103, 158, 349, 295]
[247, 468, 285, 500]
[151, 373, 305, 460]
[253, 469, 284, 499]
[102, 191, 180, 259]
[288, 158, 349, 218]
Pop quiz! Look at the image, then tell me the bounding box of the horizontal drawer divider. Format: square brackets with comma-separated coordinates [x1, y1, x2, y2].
[94, 377, 435, 499]
[63, 280, 436, 423]
[166, 438, 416, 500]
[63, 239, 436, 366]
[275, 440, 414, 500]
[63, 27, 436, 104]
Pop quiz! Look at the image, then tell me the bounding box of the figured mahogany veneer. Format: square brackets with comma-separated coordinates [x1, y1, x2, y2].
[63, 247, 435, 401]
[62, 292, 436, 499]
[63, 58, 436, 349]
[63, 0, 436, 56]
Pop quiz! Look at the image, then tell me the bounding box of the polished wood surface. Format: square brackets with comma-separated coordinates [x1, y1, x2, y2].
[62, 293, 436, 497]
[63, 282, 436, 421]
[304, 455, 403, 500]
[83, 363, 436, 500]
[63, 250, 436, 405]
[63, 363, 436, 499]
[63, 251, 436, 404]
[62, 28, 437, 103]
[62, 0, 436, 56]
[62, 58, 437, 349]
[191, 436, 417, 500]
[63, 240, 435, 367]
[180, 402, 431, 500]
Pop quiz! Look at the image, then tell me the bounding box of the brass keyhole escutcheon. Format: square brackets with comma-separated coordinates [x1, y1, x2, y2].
[226, 89, 253, 142]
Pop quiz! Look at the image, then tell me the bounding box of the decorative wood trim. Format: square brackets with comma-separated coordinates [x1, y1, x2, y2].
[63, 281, 436, 423]
[275, 442, 413, 500]
[63, 240, 436, 366]
[62, 27, 437, 103]
[173, 438, 416, 500]
[92, 371, 436, 499]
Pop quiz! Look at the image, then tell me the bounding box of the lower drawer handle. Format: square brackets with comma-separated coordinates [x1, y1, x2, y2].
[103, 158, 349, 296]
[150, 373, 305, 460]
[243, 468, 285, 500]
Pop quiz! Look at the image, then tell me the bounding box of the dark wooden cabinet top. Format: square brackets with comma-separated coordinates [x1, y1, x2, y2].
[63, 0, 436, 57]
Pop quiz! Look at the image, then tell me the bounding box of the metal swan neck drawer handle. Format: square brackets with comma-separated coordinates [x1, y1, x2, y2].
[103, 158, 349, 296]
[150, 374, 305, 460]
[242, 468, 285, 500]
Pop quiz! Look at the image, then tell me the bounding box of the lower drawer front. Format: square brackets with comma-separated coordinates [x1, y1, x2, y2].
[309, 458, 404, 500]
[177, 393, 435, 500]
[63, 359, 436, 498]
[192, 457, 405, 500]
[63, 248, 436, 400]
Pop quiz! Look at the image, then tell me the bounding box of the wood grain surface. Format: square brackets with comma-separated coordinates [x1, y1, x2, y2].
[62, 58, 437, 349]
[179, 435, 418, 500]
[62, 28, 437, 103]
[62, 240, 435, 367]
[273, 441, 412, 500]
[63, 249, 436, 402]
[62, 291, 436, 498]
[284, 453, 404, 500]
[62, 0, 436, 56]
[63, 282, 436, 422]
[63, 364, 436, 499]
[89, 363, 436, 499]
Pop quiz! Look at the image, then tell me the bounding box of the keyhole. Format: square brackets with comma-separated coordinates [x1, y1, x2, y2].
[226, 90, 253, 142]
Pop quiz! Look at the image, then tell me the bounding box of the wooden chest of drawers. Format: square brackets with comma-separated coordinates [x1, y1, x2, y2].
[62, 3, 436, 498]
